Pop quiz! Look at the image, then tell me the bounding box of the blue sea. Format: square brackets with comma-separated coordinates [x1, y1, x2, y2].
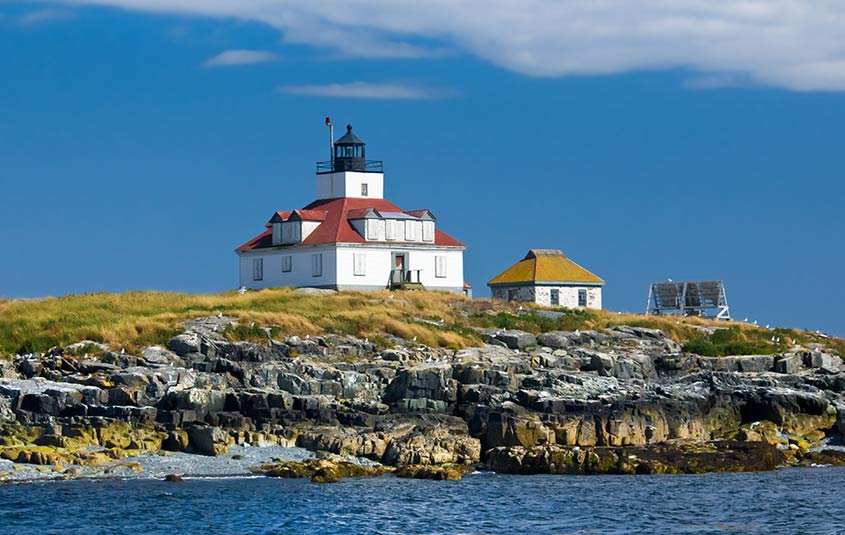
[2, 467, 844, 535]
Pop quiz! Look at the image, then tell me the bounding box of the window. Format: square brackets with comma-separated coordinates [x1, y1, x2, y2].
[252, 258, 263, 281]
[550, 289, 559, 305]
[312, 254, 322, 277]
[353, 253, 366, 276]
[385, 220, 398, 241]
[578, 289, 587, 307]
[435, 256, 447, 278]
[361, 183, 368, 197]
[405, 220, 419, 241]
[282, 255, 292, 273]
[366, 219, 380, 241]
[422, 221, 434, 242]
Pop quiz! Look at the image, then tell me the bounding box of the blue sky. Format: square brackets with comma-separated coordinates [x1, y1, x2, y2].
[1, 2, 843, 336]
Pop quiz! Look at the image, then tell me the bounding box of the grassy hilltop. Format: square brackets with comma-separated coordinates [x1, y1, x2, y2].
[0, 289, 842, 358]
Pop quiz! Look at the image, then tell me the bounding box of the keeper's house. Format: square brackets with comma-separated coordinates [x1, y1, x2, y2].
[487, 249, 604, 309]
[235, 123, 467, 293]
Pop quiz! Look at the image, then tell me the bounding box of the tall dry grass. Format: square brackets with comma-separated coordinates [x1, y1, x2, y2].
[0, 289, 840, 357]
[0, 289, 480, 355]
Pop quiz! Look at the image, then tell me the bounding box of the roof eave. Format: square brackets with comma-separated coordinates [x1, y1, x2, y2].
[488, 280, 605, 287]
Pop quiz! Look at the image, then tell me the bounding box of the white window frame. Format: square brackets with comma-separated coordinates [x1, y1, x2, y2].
[361, 183, 368, 197]
[252, 258, 263, 281]
[385, 220, 398, 241]
[282, 255, 292, 273]
[435, 256, 447, 278]
[311, 253, 323, 277]
[405, 220, 419, 242]
[353, 253, 366, 276]
[422, 221, 435, 242]
[366, 219, 379, 241]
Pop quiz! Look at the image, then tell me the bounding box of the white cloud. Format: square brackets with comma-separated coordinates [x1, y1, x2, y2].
[17, 8, 76, 25]
[279, 81, 451, 100]
[203, 49, 278, 67]
[49, 0, 845, 90]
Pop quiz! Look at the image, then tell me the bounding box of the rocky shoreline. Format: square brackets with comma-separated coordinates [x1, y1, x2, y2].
[2, 314, 845, 483]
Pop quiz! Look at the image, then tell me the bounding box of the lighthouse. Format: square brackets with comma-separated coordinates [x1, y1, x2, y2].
[235, 122, 468, 293]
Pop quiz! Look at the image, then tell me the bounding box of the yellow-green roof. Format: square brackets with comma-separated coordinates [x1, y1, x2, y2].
[487, 249, 604, 286]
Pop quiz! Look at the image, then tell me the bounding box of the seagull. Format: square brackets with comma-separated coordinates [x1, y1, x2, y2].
[412, 336, 417, 343]
[217, 312, 223, 319]
[120, 348, 125, 355]
[771, 336, 776, 342]
[668, 278, 673, 282]
[765, 324, 770, 329]
[518, 305, 524, 312]
[305, 334, 310, 340]
[574, 329, 580, 335]
[389, 294, 394, 299]
[743, 317, 749, 322]
[238, 286, 246, 295]
[83, 353, 88, 359]
[364, 338, 369, 344]
[752, 321, 758, 326]
[250, 322, 255, 328]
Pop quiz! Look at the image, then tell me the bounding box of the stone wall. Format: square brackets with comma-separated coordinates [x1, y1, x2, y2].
[491, 285, 602, 309]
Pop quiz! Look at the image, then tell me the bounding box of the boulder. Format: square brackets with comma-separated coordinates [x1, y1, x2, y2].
[167, 333, 201, 357]
[383, 364, 457, 405]
[494, 330, 536, 350]
[536, 332, 572, 349]
[803, 352, 841, 373]
[185, 425, 229, 456]
[141, 346, 184, 367]
[774, 355, 803, 374]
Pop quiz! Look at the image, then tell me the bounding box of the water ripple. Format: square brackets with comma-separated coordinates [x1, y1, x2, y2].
[2, 467, 845, 534]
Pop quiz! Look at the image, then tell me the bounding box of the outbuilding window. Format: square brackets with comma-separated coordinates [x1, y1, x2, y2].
[578, 289, 587, 307]
[550, 289, 559, 305]
[361, 183, 368, 197]
[282, 255, 292, 273]
[252, 258, 263, 281]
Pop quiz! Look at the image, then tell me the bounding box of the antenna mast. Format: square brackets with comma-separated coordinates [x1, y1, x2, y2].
[325, 116, 334, 166]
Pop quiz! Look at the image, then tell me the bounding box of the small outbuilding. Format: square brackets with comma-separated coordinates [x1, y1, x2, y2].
[487, 249, 604, 309]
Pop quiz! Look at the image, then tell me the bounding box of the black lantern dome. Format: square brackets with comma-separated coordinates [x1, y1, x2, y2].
[317, 123, 383, 174]
[333, 124, 366, 171]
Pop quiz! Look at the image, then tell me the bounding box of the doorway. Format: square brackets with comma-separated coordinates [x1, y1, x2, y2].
[391, 252, 407, 286]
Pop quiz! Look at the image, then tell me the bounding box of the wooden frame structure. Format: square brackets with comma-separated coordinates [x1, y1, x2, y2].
[646, 280, 730, 320]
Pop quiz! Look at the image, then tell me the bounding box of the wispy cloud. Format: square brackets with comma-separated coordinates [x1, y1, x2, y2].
[203, 49, 278, 68]
[17, 8, 76, 26]
[55, 1, 845, 91]
[684, 72, 752, 90]
[278, 81, 454, 100]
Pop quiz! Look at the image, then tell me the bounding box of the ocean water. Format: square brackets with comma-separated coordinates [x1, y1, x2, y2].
[2, 467, 845, 535]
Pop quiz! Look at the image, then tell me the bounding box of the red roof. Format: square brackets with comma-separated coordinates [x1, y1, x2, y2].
[346, 207, 379, 219]
[266, 211, 292, 227]
[236, 197, 465, 252]
[291, 209, 328, 221]
[404, 209, 434, 219]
